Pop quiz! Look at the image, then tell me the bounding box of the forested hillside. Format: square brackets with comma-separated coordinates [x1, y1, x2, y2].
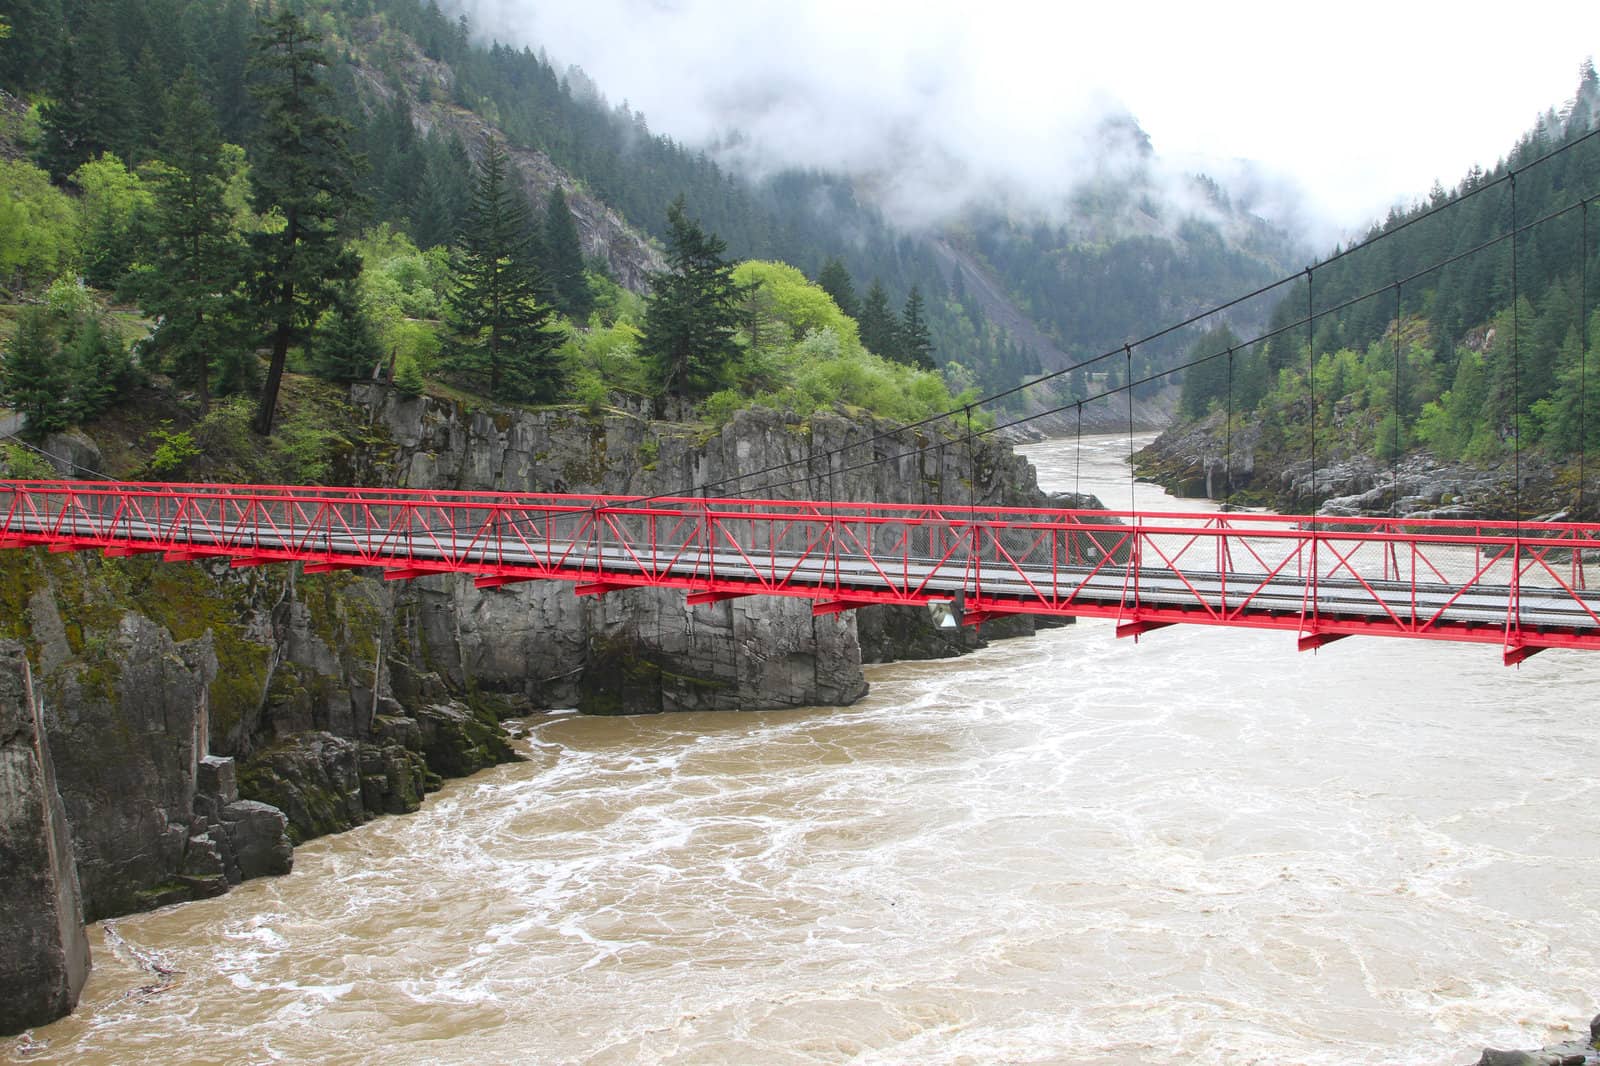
[1170, 62, 1600, 495]
[0, 0, 1304, 472]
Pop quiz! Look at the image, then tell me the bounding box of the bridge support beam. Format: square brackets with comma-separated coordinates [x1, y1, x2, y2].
[229, 556, 277, 569]
[1504, 643, 1546, 667]
[687, 590, 752, 606]
[103, 545, 165, 558]
[574, 580, 639, 598]
[0, 539, 29, 550]
[304, 561, 364, 575]
[813, 600, 873, 616]
[1297, 632, 1348, 653]
[383, 567, 448, 582]
[48, 541, 99, 553]
[474, 575, 542, 590]
[1115, 620, 1174, 641]
[959, 609, 1017, 628]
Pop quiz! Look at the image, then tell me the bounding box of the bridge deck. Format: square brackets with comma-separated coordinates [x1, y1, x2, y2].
[5, 480, 1599, 664]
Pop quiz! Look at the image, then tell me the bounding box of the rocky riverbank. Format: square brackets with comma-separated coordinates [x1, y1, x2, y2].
[1133, 408, 1591, 520]
[0, 384, 1059, 1032]
[1465, 1013, 1600, 1065]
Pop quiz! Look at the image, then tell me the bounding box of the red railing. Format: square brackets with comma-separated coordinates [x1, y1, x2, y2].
[4, 480, 1599, 664]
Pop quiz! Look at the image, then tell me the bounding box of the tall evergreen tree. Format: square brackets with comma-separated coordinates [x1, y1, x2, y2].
[413, 130, 471, 249]
[311, 279, 383, 382]
[0, 0, 64, 93]
[641, 196, 743, 401]
[899, 285, 934, 370]
[38, 29, 130, 180]
[207, 0, 256, 144]
[0, 307, 70, 439]
[245, 8, 362, 435]
[817, 257, 859, 319]
[857, 279, 899, 360]
[543, 185, 591, 319]
[445, 138, 563, 403]
[136, 69, 246, 411]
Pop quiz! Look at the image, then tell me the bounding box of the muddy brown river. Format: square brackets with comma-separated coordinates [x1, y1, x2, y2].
[6, 434, 1598, 1065]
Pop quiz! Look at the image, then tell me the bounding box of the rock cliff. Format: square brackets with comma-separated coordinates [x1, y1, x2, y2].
[0, 641, 90, 1036]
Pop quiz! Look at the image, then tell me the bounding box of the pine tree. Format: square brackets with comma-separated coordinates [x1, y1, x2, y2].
[65, 314, 132, 422]
[543, 186, 591, 319]
[245, 9, 362, 435]
[899, 285, 934, 370]
[413, 131, 472, 249]
[445, 138, 564, 403]
[0, 307, 70, 439]
[311, 280, 382, 382]
[137, 68, 247, 412]
[0, 0, 64, 94]
[641, 196, 743, 401]
[40, 5, 137, 178]
[817, 257, 858, 319]
[857, 279, 900, 361]
[208, 0, 255, 144]
[393, 355, 425, 399]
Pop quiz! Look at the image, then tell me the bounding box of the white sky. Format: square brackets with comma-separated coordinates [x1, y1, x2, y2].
[452, 0, 1596, 247]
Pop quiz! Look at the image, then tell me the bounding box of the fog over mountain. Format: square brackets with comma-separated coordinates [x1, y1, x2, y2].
[441, 0, 1591, 251]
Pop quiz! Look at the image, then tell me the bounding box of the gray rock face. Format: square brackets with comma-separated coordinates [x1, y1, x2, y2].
[33, 611, 293, 920]
[355, 386, 1052, 712]
[0, 641, 90, 1036]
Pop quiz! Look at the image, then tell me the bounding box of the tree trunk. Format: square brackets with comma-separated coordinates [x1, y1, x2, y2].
[254, 282, 294, 436]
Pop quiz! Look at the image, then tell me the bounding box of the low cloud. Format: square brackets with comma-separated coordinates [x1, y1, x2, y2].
[442, 0, 1590, 249]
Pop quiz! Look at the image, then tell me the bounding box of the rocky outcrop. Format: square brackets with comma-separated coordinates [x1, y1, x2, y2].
[25, 605, 293, 920]
[1465, 1012, 1600, 1065]
[0, 641, 90, 1036]
[1136, 408, 1582, 520]
[354, 385, 1053, 709]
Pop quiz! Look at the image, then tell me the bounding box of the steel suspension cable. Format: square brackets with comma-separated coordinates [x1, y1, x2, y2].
[1512, 174, 1522, 523]
[1225, 346, 1234, 509]
[1307, 267, 1316, 513]
[1583, 199, 1591, 517]
[965, 405, 976, 512]
[1125, 345, 1136, 510]
[11, 141, 1600, 542]
[1074, 400, 1083, 502]
[1393, 282, 1402, 516]
[496, 184, 1600, 521]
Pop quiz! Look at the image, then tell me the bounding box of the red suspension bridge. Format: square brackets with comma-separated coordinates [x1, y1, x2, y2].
[3, 479, 1598, 665]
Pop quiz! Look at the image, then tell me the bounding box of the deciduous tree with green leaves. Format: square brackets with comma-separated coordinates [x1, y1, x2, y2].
[245, 8, 362, 435]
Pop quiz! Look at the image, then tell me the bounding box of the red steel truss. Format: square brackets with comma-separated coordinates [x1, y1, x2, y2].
[4, 479, 1599, 665]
